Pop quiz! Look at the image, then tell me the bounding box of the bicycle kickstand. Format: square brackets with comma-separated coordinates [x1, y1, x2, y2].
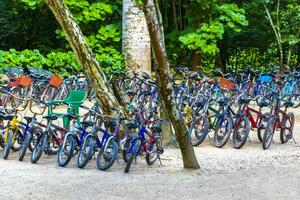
[248, 136, 251, 143]
[158, 155, 163, 167]
[292, 136, 296, 144]
[208, 134, 212, 142]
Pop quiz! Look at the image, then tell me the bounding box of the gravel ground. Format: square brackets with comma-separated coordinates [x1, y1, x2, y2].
[0, 106, 300, 199]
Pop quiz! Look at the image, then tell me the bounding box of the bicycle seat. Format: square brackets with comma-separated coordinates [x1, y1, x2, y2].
[127, 91, 136, 96]
[239, 97, 251, 104]
[150, 125, 162, 133]
[43, 116, 58, 121]
[283, 101, 293, 107]
[105, 120, 117, 128]
[257, 100, 269, 107]
[126, 120, 139, 129]
[0, 114, 14, 120]
[24, 116, 36, 123]
[63, 113, 77, 120]
[141, 91, 152, 96]
[81, 120, 94, 127]
[217, 97, 229, 106]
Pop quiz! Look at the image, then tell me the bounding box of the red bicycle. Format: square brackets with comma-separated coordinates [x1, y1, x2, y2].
[262, 92, 295, 150]
[232, 95, 271, 149]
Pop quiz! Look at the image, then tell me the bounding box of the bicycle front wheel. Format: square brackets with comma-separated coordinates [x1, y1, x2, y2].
[77, 135, 95, 169]
[124, 138, 141, 173]
[213, 116, 233, 148]
[96, 138, 118, 171]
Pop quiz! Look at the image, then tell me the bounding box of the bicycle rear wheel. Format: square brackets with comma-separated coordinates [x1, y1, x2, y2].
[280, 112, 294, 143]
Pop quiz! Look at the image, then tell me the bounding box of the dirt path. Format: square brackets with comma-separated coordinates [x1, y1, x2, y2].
[0, 106, 300, 199]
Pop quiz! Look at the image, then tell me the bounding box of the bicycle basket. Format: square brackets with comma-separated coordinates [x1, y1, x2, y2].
[49, 75, 63, 88]
[9, 76, 32, 87]
[219, 77, 235, 91]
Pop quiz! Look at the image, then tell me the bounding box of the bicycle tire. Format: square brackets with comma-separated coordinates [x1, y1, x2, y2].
[96, 139, 118, 171]
[31, 132, 48, 163]
[3, 130, 14, 159]
[232, 115, 251, 149]
[262, 117, 276, 150]
[257, 112, 270, 143]
[213, 116, 232, 148]
[189, 115, 210, 146]
[124, 139, 141, 173]
[18, 132, 31, 161]
[77, 135, 95, 169]
[57, 134, 75, 167]
[280, 112, 294, 143]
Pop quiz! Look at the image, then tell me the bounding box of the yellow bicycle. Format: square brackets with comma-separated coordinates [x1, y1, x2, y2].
[2, 93, 29, 159]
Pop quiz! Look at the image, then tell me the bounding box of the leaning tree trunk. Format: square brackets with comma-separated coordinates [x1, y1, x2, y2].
[44, 0, 121, 116]
[122, 0, 151, 74]
[142, 0, 200, 169]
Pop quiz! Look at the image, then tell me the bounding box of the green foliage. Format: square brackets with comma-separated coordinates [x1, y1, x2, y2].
[179, 21, 224, 55]
[0, 0, 124, 75]
[0, 49, 80, 75]
[179, 2, 248, 56]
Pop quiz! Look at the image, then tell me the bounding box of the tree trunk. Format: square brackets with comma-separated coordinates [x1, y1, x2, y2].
[122, 0, 151, 74]
[142, 0, 200, 169]
[264, 2, 284, 67]
[44, 0, 121, 116]
[191, 51, 201, 71]
[287, 47, 292, 67]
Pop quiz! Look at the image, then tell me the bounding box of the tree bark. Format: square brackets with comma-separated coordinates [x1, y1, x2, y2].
[44, 0, 121, 116]
[191, 51, 201, 71]
[122, 0, 151, 74]
[142, 0, 200, 169]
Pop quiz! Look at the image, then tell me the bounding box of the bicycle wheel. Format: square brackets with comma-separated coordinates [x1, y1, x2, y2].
[3, 130, 14, 159]
[29, 126, 43, 152]
[0, 120, 5, 148]
[77, 135, 95, 168]
[19, 132, 31, 161]
[96, 138, 118, 171]
[10, 86, 22, 109]
[41, 86, 56, 102]
[232, 115, 251, 149]
[262, 117, 276, 150]
[213, 116, 233, 148]
[145, 139, 163, 165]
[57, 134, 75, 167]
[124, 138, 141, 173]
[31, 132, 48, 163]
[257, 112, 270, 142]
[11, 128, 24, 151]
[122, 138, 131, 162]
[280, 112, 294, 143]
[189, 115, 209, 146]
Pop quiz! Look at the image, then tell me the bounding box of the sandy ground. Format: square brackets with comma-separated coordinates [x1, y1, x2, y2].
[1, 105, 300, 199]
